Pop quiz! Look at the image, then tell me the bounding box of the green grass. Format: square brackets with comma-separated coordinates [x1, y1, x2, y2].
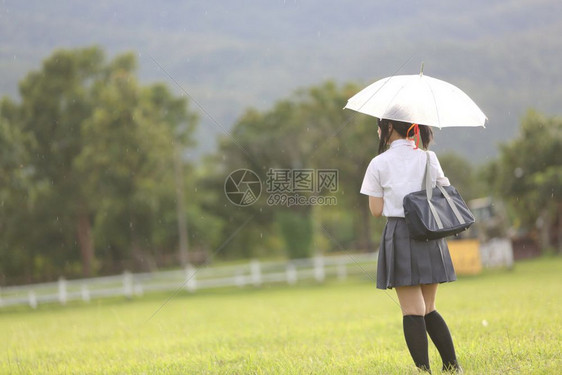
[1, 257, 561, 374]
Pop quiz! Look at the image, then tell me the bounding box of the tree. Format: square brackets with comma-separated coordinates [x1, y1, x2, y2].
[1, 47, 106, 280]
[438, 152, 482, 201]
[215, 81, 379, 259]
[74, 54, 198, 272]
[0, 46, 198, 282]
[492, 110, 562, 252]
[0, 99, 37, 283]
[306, 82, 380, 252]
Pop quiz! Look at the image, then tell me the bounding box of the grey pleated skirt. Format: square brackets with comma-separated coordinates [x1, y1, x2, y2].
[376, 217, 457, 290]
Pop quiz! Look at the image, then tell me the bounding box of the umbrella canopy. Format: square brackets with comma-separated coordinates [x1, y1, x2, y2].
[344, 73, 487, 128]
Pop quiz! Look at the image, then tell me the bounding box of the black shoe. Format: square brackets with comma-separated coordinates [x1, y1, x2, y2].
[442, 362, 463, 373]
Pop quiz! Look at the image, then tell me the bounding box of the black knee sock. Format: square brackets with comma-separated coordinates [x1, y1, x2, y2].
[403, 315, 431, 372]
[424, 310, 459, 371]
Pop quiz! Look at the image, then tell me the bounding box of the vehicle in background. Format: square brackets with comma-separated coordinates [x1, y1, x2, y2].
[447, 197, 519, 274]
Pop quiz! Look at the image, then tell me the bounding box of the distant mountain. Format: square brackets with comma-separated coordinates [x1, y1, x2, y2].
[1, 0, 561, 163]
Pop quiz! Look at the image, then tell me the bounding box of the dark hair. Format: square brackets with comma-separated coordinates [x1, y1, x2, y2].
[377, 118, 433, 154]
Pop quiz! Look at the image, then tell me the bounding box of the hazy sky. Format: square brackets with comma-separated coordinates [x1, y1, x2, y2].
[2, 0, 561, 161]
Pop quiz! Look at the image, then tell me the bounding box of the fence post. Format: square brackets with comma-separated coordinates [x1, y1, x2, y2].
[286, 262, 297, 285]
[251, 259, 262, 286]
[81, 284, 90, 303]
[235, 270, 245, 288]
[337, 260, 347, 281]
[185, 264, 197, 292]
[28, 290, 37, 309]
[314, 255, 325, 282]
[134, 283, 144, 296]
[123, 271, 133, 299]
[58, 277, 67, 305]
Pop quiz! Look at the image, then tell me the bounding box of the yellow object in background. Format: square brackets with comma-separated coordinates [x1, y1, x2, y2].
[447, 239, 482, 275]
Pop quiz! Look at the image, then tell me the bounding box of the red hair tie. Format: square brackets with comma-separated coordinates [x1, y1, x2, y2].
[407, 123, 420, 149]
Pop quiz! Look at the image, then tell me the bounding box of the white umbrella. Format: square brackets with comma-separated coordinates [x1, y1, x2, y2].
[344, 73, 487, 128]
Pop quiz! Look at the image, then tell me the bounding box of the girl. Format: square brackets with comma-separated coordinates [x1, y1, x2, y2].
[360, 118, 462, 373]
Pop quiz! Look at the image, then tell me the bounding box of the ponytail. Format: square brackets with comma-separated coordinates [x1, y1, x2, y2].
[419, 124, 433, 150]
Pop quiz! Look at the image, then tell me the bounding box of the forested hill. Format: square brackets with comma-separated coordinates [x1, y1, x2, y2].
[1, 0, 561, 162]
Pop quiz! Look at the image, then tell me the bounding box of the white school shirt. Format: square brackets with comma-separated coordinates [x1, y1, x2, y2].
[360, 139, 450, 218]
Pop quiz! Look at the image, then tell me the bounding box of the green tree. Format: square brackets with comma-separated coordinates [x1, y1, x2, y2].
[0, 47, 106, 280]
[216, 81, 379, 259]
[438, 152, 481, 201]
[0, 99, 37, 283]
[492, 110, 562, 252]
[307, 82, 380, 252]
[74, 54, 198, 272]
[0, 46, 198, 281]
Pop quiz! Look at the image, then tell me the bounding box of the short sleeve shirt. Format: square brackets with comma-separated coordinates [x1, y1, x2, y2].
[360, 139, 450, 217]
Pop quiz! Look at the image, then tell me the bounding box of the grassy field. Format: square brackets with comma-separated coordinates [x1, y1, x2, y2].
[1, 256, 561, 374]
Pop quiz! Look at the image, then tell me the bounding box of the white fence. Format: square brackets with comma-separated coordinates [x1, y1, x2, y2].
[0, 253, 378, 309]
